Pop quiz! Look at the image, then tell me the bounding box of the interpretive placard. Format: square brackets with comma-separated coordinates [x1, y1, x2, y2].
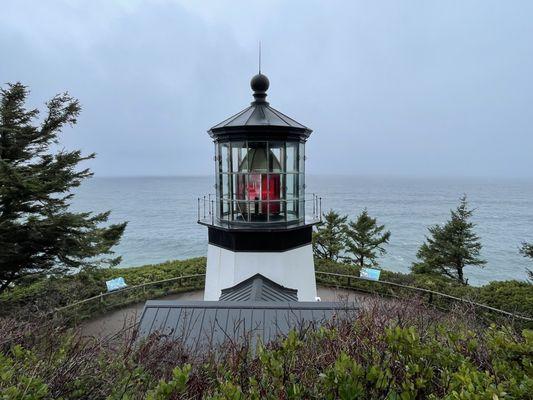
[360, 268, 381, 281]
[106, 277, 127, 292]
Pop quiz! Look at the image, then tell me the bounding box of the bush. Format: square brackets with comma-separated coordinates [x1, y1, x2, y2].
[2, 257, 531, 329]
[315, 259, 533, 328]
[0, 258, 207, 321]
[477, 280, 533, 318]
[0, 298, 531, 399]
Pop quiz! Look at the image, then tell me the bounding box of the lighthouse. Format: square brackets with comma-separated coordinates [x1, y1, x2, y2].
[199, 72, 320, 301]
[137, 71, 355, 345]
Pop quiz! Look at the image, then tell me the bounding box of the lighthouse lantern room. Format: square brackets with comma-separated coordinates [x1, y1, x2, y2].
[199, 73, 320, 301]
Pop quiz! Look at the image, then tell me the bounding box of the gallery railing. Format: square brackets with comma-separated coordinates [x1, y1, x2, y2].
[196, 193, 323, 227]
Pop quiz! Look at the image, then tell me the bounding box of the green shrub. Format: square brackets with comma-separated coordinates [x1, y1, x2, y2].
[1, 293, 532, 399]
[316, 259, 532, 327]
[0, 258, 207, 321]
[2, 257, 531, 329]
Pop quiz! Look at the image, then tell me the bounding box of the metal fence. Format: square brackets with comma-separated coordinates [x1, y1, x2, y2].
[3, 270, 530, 344]
[54, 273, 206, 313]
[315, 271, 533, 322]
[48, 271, 532, 323]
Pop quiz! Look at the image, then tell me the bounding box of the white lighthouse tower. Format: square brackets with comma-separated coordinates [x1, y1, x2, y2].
[199, 72, 320, 301]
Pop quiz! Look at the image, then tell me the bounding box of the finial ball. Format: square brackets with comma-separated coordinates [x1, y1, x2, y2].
[251, 73, 269, 93]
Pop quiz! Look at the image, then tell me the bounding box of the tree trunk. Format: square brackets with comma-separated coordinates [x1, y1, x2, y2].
[457, 265, 465, 285]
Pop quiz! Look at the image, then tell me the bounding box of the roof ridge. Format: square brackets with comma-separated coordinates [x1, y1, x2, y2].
[267, 106, 307, 129]
[212, 106, 253, 129]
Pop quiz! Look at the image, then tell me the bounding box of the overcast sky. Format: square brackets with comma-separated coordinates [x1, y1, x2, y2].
[2, 0, 533, 178]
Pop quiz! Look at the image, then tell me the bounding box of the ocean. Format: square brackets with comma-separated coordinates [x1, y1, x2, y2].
[71, 175, 533, 286]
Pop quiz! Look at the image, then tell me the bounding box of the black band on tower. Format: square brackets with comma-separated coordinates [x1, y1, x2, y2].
[208, 225, 312, 252]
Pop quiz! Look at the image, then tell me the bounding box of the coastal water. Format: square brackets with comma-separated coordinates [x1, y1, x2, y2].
[72, 176, 533, 286]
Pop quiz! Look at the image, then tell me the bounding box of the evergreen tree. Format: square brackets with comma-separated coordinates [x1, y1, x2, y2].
[312, 210, 347, 262]
[411, 195, 485, 285]
[0, 83, 127, 292]
[520, 242, 533, 281]
[344, 209, 390, 268]
[520, 242, 533, 259]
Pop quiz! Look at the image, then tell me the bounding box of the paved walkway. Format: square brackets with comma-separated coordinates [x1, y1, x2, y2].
[80, 286, 360, 339]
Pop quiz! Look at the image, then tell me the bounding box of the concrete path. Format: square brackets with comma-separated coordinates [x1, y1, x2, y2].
[79, 286, 361, 339]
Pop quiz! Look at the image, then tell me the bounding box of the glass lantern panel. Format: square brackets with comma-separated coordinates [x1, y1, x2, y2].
[287, 199, 299, 221]
[268, 201, 284, 222]
[246, 173, 262, 201]
[286, 173, 298, 199]
[221, 173, 230, 199]
[247, 142, 268, 172]
[222, 198, 229, 218]
[265, 174, 281, 201]
[286, 142, 298, 172]
[233, 174, 247, 200]
[232, 142, 247, 172]
[215, 143, 220, 173]
[220, 143, 230, 173]
[299, 142, 305, 173]
[232, 199, 247, 222]
[298, 173, 305, 199]
[269, 142, 284, 172]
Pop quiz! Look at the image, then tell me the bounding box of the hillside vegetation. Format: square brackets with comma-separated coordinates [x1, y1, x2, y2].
[1, 297, 531, 399]
[1, 258, 531, 328]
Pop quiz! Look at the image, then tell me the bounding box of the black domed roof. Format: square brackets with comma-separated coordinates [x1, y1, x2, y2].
[208, 73, 312, 139]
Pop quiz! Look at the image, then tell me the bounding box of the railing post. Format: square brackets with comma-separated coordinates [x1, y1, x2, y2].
[211, 200, 215, 224]
[203, 196, 206, 219]
[197, 198, 200, 222]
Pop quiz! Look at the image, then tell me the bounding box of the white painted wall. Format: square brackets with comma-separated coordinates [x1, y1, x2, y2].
[204, 244, 318, 301]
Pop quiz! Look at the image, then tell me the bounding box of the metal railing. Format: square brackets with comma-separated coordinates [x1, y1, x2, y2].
[315, 271, 533, 322]
[54, 274, 206, 313]
[0, 274, 206, 347]
[45, 271, 533, 322]
[3, 271, 529, 348]
[197, 193, 322, 227]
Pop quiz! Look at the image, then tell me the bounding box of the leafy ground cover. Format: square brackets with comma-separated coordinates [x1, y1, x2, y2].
[0, 297, 531, 399]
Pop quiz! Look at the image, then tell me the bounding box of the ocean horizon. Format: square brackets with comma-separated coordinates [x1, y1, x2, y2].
[71, 174, 533, 286]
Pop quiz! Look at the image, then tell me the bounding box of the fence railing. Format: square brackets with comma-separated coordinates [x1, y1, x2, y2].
[315, 271, 533, 322]
[54, 273, 206, 313]
[49, 271, 532, 323]
[2, 271, 531, 349]
[0, 274, 207, 347]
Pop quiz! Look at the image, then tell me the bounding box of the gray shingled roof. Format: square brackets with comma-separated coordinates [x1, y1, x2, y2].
[219, 274, 298, 302]
[210, 103, 309, 130]
[137, 300, 357, 351]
